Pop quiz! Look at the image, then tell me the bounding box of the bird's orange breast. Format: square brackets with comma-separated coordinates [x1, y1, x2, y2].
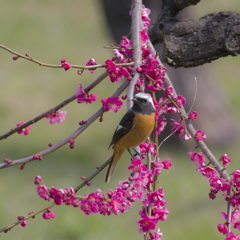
[115, 112, 155, 150]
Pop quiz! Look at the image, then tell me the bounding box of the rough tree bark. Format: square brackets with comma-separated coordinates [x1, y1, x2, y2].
[100, 0, 238, 148]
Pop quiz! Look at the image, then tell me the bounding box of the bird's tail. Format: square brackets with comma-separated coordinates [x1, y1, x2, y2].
[105, 147, 124, 183]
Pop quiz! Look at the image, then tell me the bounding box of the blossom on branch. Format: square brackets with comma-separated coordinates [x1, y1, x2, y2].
[46, 110, 67, 124]
[195, 129, 207, 141]
[220, 154, 231, 168]
[105, 59, 129, 83]
[75, 82, 98, 104]
[61, 59, 72, 71]
[189, 111, 198, 121]
[16, 121, 31, 135]
[101, 97, 123, 113]
[86, 58, 97, 73]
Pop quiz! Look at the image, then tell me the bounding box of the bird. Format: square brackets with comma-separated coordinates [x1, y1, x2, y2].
[105, 92, 156, 183]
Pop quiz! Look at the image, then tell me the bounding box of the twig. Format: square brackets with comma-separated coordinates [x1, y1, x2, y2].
[0, 44, 133, 69]
[0, 71, 109, 140]
[0, 203, 55, 233]
[188, 77, 198, 114]
[0, 80, 130, 169]
[0, 154, 113, 233]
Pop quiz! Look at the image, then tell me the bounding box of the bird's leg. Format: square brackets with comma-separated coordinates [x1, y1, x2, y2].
[132, 146, 143, 159]
[127, 148, 134, 158]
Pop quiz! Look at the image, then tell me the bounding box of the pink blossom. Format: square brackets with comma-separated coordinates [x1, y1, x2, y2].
[43, 208, 56, 220]
[80, 193, 100, 215]
[140, 142, 156, 156]
[128, 158, 147, 173]
[118, 36, 132, 57]
[234, 221, 240, 230]
[232, 169, 240, 188]
[195, 129, 207, 141]
[181, 132, 192, 140]
[217, 223, 228, 235]
[146, 187, 165, 207]
[189, 111, 198, 121]
[83, 93, 98, 104]
[162, 158, 172, 170]
[149, 228, 162, 240]
[64, 187, 76, 206]
[222, 208, 240, 224]
[140, 29, 149, 46]
[37, 185, 50, 201]
[141, 5, 151, 28]
[99, 202, 111, 216]
[101, 97, 123, 113]
[170, 119, 184, 136]
[130, 5, 151, 29]
[34, 175, 44, 185]
[152, 206, 169, 221]
[49, 188, 66, 205]
[196, 163, 218, 178]
[75, 82, 86, 103]
[16, 121, 31, 135]
[111, 189, 131, 214]
[105, 59, 117, 74]
[224, 231, 240, 240]
[155, 116, 167, 135]
[46, 110, 67, 124]
[113, 49, 125, 63]
[210, 176, 231, 193]
[105, 60, 129, 83]
[188, 152, 205, 164]
[146, 80, 164, 92]
[86, 58, 96, 73]
[20, 220, 27, 227]
[137, 215, 157, 233]
[165, 86, 173, 96]
[151, 158, 163, 175]
[61, 59, 72, 71]
[220, 154, 231, 168]
[142, 59, 166, 81]
[175, 95, 186, 108]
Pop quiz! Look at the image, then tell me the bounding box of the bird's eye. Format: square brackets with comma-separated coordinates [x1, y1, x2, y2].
[143, 99, 147, 102]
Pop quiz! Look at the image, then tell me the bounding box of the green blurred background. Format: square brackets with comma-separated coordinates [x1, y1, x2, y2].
[0, 0, 240, 239]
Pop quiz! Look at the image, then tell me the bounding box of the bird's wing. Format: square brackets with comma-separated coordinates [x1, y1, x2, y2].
[108, 109, 135, 149]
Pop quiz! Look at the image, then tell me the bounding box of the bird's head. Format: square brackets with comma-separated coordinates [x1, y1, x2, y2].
[132, 92, 155, 115]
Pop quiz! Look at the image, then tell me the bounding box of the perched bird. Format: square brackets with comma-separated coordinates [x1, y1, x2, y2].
[105, 92, 156, 183]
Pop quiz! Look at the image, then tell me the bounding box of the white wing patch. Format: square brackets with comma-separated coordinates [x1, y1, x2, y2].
[116, 124, 123, 132]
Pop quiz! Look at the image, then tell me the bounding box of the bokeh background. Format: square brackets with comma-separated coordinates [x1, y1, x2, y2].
[0, 0, 240, 239]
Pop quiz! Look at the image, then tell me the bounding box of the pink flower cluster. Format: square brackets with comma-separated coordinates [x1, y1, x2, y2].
[101, 97, 123, 113]
[75, 82, 98, 104]
[16, 121, 31, 135]
[170, 118, 191, 140]
[187, 152, 240, 237]
[61, 59, 71, 71]
[104, 59, 129, 83]
[188, 152, 231, 198]
[34, 153, 171, 238]
[86, 58, 97, 74]
[46, 110, 67, 124]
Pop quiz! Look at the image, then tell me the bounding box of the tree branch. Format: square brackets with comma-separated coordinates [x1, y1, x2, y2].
[0, 80, 130, 169]
[0, 71, 109, 140]
[149, 10, 240, 68]
[0, 44, 133, 70]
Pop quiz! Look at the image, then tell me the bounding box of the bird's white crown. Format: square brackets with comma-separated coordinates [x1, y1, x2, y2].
[134, 92, 155, 109]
